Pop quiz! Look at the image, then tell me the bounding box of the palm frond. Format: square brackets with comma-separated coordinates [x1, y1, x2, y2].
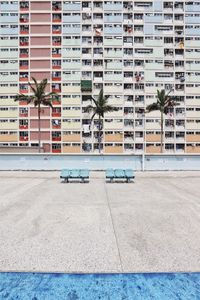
[39, 78, 48, 93]
[28, 81, 37, 95]
[85, 105, 95, 113]
[14, 94, 34, 103]
[86, 89, 116, 125]
[45, 92, 59, 99]
[104, 105, 118, 112]
[98, 88, 104, 102]
[90, 96, 98, 107]
[31, 77, 39, 90]
[146, 102, 159, 113]
[104, 95, 110, 101]
[91, 111, 97, 121]
[42, 99, 53, 108]
[34, 100, 39, 107]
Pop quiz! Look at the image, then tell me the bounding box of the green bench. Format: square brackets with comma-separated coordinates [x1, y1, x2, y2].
[60, 169, 90, 183]
[106, 169, 135, 183]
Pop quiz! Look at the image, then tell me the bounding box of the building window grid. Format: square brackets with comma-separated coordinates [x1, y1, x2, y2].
[0, 1, 199, 153]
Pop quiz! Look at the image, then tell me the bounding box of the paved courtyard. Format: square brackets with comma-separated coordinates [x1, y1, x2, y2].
[0, 171, 200, 273]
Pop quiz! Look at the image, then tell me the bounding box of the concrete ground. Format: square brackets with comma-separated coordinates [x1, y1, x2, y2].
[0, 171, 200, 273]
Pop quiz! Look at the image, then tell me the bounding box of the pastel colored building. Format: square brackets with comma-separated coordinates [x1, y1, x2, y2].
[0, 0, 200, 153]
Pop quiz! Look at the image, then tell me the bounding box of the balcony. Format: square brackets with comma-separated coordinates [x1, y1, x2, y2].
[104, 15, 122, 23]
[19, 125, 28, 130]
[52, 3, 61, 11]
[52, 134, 61, 142]
[52, 98, 61, 106]
[52, 88, 61, 93]
[19, 77, 29, 82]
[52, 39, 61, 46]
[19, 112, 28, 118]
[52, 27, 61, 34]
[0, 3, 18, 11]
[52, 148, 61, 153]
[52, 16, 62, 23]
[0, 134, 18, 142]
[185, 4, 200, 12]
[20, 53, 29, 58]
[20, 4, 29, 11]
[104, 27, 123, 35]
[104, 3, 123, 11]
[52, 64, 61, 70]
[63, 15, 81, 23]
[52, 110, 61, 118]
[1, 16, 18, 23]
[63, 3, 81, 11]
[52, 52, 61, 58]
[0, 28, 18, 35]
[19, 135, 29, 142]
[20, 30, 29, 35]
[93, 5, 103, 12]
[19, 89, 28, 94]
[20, 64, 29, 70]
[52, 77, 61, 82]
[52, 121, 61, 130]
[52, 84, 61, 93]
[63, 26, 81, 34]
[81, 80, 92, 92]
[20, 39, 29, 46]
[20, 16, 29, 23]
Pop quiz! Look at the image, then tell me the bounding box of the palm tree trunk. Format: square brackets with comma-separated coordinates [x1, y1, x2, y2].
[161, 111, 164, 153]
[38, 104, 41, 153]
[98, 115, 101, 154]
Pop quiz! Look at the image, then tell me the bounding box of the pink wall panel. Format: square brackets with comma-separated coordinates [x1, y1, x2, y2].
[43, 143, 51, 152]
[30, 132, 51, 140]
[46, 84, 50, 92]
[31, 14, 51, 23]
[31, 2, 51, 10]
[30, 25, 50, 34]
[30, 108, 50, 117]
[30, 48, 51, 57]
[31, 37, 51, 46]
[30, 119, 50, 128]
[30, 72, 51, 80]
[30, 60, 50, 69]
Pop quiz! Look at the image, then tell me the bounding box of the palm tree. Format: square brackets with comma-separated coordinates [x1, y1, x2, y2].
[146, 89, 177, 153]
[85, 88, 117, 153]
[15, 77, 58, 153]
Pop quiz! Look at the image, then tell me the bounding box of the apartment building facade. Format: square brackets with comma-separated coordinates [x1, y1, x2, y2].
[0, 0, 200, 153]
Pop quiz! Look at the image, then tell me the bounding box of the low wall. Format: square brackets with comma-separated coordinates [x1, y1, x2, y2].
[145, 155, 200, 171]
[0, 154, 141, 171]
[0, 154, 200, 171]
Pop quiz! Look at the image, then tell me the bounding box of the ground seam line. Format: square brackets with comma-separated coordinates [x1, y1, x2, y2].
[104, 181, 124, 273]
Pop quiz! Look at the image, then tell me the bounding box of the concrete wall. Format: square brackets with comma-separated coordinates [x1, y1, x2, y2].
[145, 155, 200, 171]
[0, 154, 142, 171]
[0, 154, 200, 171]
[0, 148, 40, 154]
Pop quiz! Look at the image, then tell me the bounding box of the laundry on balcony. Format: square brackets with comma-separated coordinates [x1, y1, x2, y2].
[83, 124, 90, 133]
[124, 25, 133, 33]
[95, 28, 102, 36]
[52, 2, 61, 11]
[20, 15, 29, 22]
[134, 72, 144, 82]
[179, 41, 184, 48]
